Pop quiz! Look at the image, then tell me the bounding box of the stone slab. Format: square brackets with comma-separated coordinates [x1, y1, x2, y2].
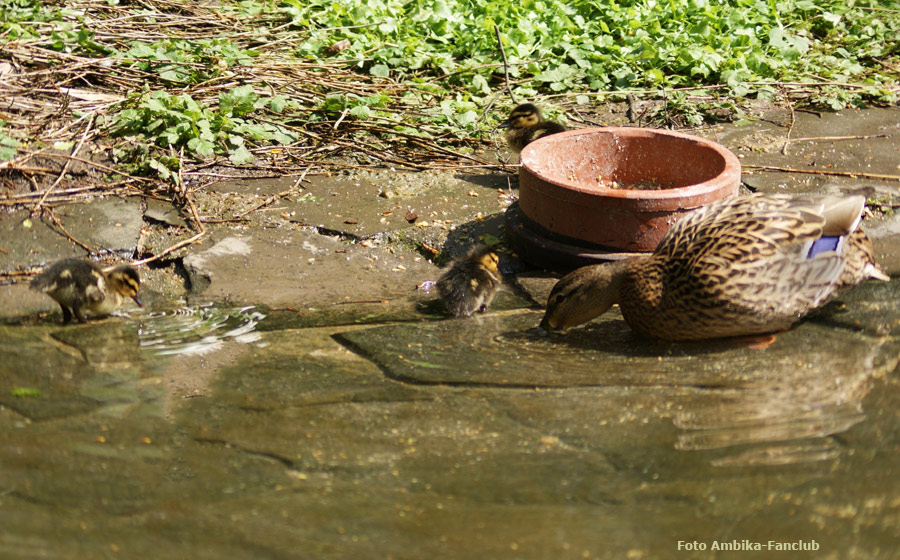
[0, 198, 143, 270]
[867, 211, 900, 275]
[205, 170, 512, 240]
[709, 106, 900, 196]
[3, 107, 900, 560]
[335, 310, 898, 388]
[180, 228, 436, 306]
[0, 210, 85, 272]
[180, 228, 533, 321]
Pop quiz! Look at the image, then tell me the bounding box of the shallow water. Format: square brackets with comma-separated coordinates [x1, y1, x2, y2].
[137, 305, 265, 356]
[2, 282, 899, 558]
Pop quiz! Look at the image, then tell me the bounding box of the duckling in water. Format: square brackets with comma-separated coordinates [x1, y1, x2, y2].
[540, 193, 888, 340]
[436, 246, 502, 317]
[30, 258, 143, 323]
[499, 103, 566, 153]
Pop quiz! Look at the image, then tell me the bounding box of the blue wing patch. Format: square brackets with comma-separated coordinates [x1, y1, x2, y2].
[807, 235, 841, 258]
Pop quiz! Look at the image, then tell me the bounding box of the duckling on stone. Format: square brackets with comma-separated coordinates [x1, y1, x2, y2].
[30, 258, 143, 324]
[436, 245, 502, 318]
[540, 193, 889, 341]
[499, 103, 567, 153]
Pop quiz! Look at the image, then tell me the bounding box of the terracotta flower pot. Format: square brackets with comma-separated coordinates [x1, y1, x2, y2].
[516, 127, 741, 254]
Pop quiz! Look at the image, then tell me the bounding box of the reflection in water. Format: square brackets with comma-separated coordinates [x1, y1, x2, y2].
[674, 341, 880, 467]
[708, 442, 841, 467]
[492, 327, 549, 346]
[339, 310, 891, 467]
[137, 305, 264, 356]
[493, 315, 882, 467]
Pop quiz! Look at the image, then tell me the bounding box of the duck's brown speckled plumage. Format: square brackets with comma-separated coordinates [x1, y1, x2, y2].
[540, 194, 889, 341]
[499, 103, 566, 153]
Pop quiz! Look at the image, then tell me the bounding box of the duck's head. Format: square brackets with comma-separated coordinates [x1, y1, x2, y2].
[107, 265, 143, 307]
[476, 249, 500, 274]
[499, 103, 543, 130]
[462, 245, 500, 274]
[539, 262, 625, 332]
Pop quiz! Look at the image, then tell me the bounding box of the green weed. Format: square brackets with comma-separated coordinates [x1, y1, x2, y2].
[107, 86, 298, 179]
[1, 0, 897, 177]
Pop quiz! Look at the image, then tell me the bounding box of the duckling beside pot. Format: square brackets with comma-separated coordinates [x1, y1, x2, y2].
[436, 246, 503, 318]
[499, 103, 566, 153]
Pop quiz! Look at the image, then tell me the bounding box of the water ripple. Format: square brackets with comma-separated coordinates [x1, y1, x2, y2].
[137, 305, 265, 356]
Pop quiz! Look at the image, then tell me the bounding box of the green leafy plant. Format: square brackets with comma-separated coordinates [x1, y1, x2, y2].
[2, 0, 898, 178]
[122, 39, 258, 84]
[107, 86, 298, 177]
[281, 0, 900, 100]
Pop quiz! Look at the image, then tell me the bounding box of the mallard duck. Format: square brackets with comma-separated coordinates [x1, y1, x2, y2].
[30, 258, 143, 324]
[499, 103, 566, 153]
[540, 193, 889, 340]
[437, 245, 502, 317]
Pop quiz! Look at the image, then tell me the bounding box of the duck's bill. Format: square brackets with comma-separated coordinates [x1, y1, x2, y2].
[538, 316, 563, 333]
[132, 295, 144, 307]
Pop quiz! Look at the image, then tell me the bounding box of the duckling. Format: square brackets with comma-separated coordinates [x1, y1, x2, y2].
[30, 258, 143, 324]
[499, 103, 567, 153]
[436, 245, 503, 318]
[540, 193, 889, 340]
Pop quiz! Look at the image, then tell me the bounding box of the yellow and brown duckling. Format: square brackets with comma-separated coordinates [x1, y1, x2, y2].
[499, 103, 566, 153]
[30, 258, 143, 324]
[540, 193, 889, 341]
[436, 245, 502, 318]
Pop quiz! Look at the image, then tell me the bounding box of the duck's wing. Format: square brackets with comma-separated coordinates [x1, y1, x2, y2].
[707, 243, 846, 322]
[658, 194, 857, 321]
[655, 194, 829, 259]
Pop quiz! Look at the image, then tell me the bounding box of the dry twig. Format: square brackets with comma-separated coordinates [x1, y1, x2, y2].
[743, 164, 900, 182]
[42, 207, 97, 254]
[30, 113, 97, 215]
[494, 25, 517, 105]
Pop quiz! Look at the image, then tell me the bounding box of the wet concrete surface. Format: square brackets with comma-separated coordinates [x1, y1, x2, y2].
[1, 106, 900, 558]
[181, 228, 438, 309]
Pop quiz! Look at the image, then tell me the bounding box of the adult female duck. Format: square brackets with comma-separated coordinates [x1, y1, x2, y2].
[540, 193, 889, 340]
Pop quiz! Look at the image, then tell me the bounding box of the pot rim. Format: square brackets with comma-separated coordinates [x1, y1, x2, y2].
[519, 126, 742, 201]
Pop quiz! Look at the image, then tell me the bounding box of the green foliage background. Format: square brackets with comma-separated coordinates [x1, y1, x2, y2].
[286, 0, 898, 100]
[1, 0, 898, 171]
